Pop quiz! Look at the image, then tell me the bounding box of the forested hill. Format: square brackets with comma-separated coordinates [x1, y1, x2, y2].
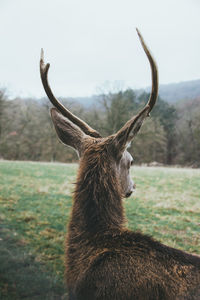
[156, 79, 200, 103]
[69, 79, 200, 106]
[0, 82, 199, 166]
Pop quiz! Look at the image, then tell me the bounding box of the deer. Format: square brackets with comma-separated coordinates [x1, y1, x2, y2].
[40, 29, 200, 300]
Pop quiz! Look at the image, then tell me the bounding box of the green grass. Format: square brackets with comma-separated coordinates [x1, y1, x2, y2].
[126, 166, 200, 253]
[0, 161, 199, 299]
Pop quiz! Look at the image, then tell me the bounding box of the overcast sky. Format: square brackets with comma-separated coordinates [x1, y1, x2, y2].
[0, 0, 200, 98]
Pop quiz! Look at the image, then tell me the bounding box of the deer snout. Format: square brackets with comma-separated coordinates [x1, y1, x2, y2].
[125, 181, 136, 198]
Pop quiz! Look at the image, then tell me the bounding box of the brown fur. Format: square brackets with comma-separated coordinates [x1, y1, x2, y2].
[65, 138, 200, 300]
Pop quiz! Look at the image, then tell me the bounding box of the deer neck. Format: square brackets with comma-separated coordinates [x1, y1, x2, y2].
[69, 152, 125, 235]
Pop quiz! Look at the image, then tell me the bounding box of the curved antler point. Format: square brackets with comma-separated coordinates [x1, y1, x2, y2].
[136, 27, 141, 37]
[46, 63, 50, 71]
[40, 48, 44, 61]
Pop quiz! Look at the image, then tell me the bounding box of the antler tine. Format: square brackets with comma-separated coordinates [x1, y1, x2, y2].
[136, 28, 158, 115]
[40, 49, 101, 138]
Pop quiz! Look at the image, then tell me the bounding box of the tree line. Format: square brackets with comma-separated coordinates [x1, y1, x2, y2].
[0, 88, 199, 167]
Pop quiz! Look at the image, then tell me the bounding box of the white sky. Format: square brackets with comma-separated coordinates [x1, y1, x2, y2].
[0, 0, 200, 98]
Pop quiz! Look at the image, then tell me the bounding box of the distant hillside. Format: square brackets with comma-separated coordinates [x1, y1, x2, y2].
[147, 79, 200, 104]
[69, 79, 200, 106]
[15, 79, 199, 107]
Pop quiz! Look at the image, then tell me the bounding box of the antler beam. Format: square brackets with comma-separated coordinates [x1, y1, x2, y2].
[40, 49, 101, 138]
[136, 28, 158, 115]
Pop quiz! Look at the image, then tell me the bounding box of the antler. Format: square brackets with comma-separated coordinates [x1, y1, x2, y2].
[112, 29, 159, 147]
[40, 29, 158, 141]
[136, 28, 158, 115]
[40, 49, 101, 138]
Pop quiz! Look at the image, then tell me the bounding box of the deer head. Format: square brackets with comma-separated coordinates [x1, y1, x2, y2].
[40, 28, 158, 198]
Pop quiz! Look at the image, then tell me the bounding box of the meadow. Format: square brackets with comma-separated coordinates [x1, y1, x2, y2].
[0, 160, 199, 299]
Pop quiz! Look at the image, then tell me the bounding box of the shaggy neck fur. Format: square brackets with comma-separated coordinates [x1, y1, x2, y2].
[69, 143, 125, 235]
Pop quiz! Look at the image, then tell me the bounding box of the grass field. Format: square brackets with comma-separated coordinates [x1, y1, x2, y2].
[0, 160, 199, 299]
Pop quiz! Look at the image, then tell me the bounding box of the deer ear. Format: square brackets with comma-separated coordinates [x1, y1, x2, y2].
[113, 106, 149, 155]
[50, 108, 85, 155]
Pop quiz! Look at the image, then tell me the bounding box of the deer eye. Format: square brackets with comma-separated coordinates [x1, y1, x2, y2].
[130, 159, 134, 166]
